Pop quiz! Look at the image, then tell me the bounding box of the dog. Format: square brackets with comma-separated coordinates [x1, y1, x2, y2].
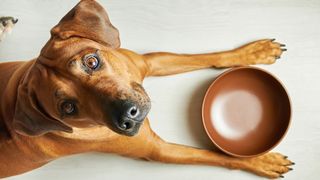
[0, 16, 18, 41]
[0, 0, 293, 178]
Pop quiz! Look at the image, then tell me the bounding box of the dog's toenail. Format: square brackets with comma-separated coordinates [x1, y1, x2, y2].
[12, 18, 18, 24]
[280, 175, 284, 178]
[288, 167, 293, 171]
[282, 48, 287, 51]
[271, 38, 276, 42]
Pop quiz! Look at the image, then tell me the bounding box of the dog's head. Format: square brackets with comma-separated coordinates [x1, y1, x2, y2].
[13, 0, 151, 137]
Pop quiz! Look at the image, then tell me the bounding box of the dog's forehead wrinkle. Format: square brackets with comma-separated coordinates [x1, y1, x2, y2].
[54, 88, 72, 99]
[54, 89, 63, 98]
[40, 37, 106, 64]
[49, 71, 82, 98]
[33, 63, 48, 75]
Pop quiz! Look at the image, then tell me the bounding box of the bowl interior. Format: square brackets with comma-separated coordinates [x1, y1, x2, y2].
[202, 67, 291, 157]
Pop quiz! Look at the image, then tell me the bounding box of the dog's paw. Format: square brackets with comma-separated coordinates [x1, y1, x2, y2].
[0, 16, 18, 42]
[243, 152, 294, 179]
[235, 39, 287, 65]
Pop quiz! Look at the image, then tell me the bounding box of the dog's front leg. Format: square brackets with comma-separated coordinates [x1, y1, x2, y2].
[141, 39, 286, 76]
[146, 137, 293, 178]
[96, 120, 293, 178]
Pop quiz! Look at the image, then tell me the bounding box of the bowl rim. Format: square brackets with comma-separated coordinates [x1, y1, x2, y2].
[201, 66, 292, 158]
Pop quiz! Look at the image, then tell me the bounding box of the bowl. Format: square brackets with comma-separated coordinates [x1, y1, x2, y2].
[202, 67, 291, 157]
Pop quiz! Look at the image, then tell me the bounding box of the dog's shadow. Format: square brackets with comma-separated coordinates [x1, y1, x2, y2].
[186, 70, 224, 152]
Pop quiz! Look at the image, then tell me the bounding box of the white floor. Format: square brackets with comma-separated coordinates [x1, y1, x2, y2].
[1, 0, 320, 179]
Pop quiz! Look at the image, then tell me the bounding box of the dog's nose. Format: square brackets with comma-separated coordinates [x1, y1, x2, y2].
[122, 102, 140, 120]
[117, 102, 141, 131]
[109, 99, 151, 135]
[119, 118, 135, 131]
[127, 105, 139, 119]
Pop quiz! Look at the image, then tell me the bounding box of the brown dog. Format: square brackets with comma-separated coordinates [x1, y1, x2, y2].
[0, 0, 293, 178]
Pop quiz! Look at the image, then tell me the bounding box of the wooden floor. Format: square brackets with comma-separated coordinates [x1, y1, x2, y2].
[1, 0, 319, 179]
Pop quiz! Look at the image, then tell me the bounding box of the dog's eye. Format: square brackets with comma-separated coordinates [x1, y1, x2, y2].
[83, 54, 100, 70]
[61, 101, 76, 115]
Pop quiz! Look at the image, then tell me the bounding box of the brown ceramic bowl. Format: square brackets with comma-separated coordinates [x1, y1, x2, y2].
[202, 67, 291, 157]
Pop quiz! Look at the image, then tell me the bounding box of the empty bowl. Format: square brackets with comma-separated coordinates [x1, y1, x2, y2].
[202, 67, 291, 157]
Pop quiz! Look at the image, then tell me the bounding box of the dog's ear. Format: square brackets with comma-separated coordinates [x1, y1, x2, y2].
[50, 0, 120, 48]
[12, 68, 73, 136]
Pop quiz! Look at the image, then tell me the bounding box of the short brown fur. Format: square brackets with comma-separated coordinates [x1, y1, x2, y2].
[0, 0, 292, 178]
